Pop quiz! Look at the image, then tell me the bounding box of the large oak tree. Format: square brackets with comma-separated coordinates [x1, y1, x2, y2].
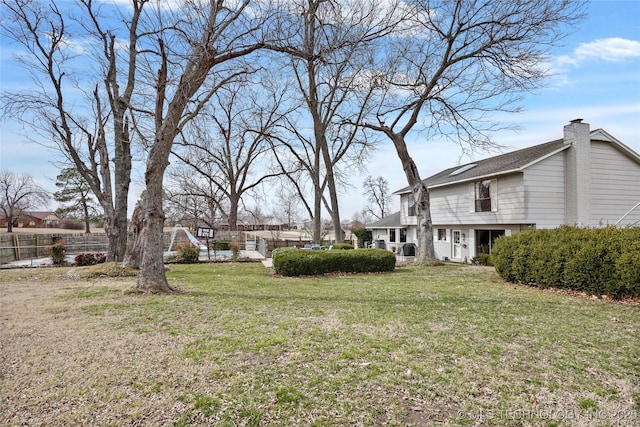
[135, 0, 275, 292]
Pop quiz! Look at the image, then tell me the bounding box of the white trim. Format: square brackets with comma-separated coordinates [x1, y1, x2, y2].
[452, 230, 462, 259]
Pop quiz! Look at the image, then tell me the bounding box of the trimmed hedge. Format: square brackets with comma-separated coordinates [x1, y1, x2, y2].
[492, 226, 640, 298]
[331, 243, 354, 250]
[272, 247, 395, 277]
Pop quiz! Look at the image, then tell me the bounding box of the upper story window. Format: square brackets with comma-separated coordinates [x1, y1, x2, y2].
[407, 194, 416, 216]
[475, 180, 492, 212]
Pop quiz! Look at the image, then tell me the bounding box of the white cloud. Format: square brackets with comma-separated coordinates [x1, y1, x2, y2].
[573, 37, 640, 63]
[558, 37, 640, 68]
[546, 37, 640, 89]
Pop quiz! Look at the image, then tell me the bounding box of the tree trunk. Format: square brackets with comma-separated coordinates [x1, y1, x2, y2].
[82, 200, 91, 234]
[6, 208, 13, 233]
[122, 204, 144, 269]
[228, 196, 239, 232]
[390, 133, 435, 262]
[312, 181, 322, 243]
[136, 164, 177, 294]
[322, 141, 344, 243]
[415, 182, 436, 262]
[102, 208, 128, 262]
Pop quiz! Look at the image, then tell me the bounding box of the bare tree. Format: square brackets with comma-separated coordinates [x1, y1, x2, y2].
[135, 0, 276, 293]
[362, 175, 391, 220]
[171, 76, 290, 232]
[271, 0, 405, 243]
[0, 170, 49, 232]
[164, 163, 226, 229]
[361, 0, 586, 262]
[273, 184, 304, 230]
[1, 0, 144, 261]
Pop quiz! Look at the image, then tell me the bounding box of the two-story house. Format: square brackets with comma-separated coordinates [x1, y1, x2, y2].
[367, 120, 640, 262]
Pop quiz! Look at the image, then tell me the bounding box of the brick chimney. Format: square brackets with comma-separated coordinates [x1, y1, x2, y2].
[564, 119, 591, 225]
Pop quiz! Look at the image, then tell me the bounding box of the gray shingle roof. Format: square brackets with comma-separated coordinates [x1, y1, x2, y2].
[394, 139, 568, 194]
[367, 211, 401, 228]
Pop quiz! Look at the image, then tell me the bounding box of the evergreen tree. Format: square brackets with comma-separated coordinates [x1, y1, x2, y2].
[54, 168, 101, 233]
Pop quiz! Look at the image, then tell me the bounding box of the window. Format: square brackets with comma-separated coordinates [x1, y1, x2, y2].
[437, 229, 447, 241]
[389, 229, 396, 242]
[475, 230, 505, 254]
[400, 228, 407, 243]
[475, 180, 492, 212]
[407, 194, 416, 216]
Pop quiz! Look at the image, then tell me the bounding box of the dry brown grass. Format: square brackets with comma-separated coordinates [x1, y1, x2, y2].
[1, 276, 197, 425]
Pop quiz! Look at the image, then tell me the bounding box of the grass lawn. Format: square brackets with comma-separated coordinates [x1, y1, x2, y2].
[1, 262, 638, 426]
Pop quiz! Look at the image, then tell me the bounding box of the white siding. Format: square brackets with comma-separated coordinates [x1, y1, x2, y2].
[430, 173, 525, 226]
[523, 152, 566, 228]
[589, 141, 640, 226]
[399, 194, 418, 226]
[432, 226, 523, 263]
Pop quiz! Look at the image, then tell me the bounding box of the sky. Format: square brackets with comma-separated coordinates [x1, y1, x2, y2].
[1, 0, 639, 222]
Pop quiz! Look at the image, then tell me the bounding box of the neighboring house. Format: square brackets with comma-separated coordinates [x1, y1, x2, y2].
[0, 211, 61, 228]
[368, 119, 640, 262]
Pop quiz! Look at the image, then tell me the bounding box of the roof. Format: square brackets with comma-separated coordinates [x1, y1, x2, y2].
[394, 128, 640, 195]
[367, 211, 401, 229]
[25, 211, 58, 220]
[394, 139, 569, 194]
[0, 211, 58, 220]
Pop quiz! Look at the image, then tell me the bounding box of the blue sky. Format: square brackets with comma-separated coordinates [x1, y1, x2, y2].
[1, 0, 639, 220]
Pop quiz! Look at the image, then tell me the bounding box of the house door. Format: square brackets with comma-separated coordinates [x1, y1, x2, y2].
[452, 230, 462, 259]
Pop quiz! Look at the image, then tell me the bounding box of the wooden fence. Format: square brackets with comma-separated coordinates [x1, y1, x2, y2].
[0, 233, 111, 265]
[0, 231, 254, 265]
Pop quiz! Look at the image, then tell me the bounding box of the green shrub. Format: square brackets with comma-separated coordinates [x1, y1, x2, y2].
[616, 248, 640, 296]
[175, 245, 200, 264]
[49, 240, 67, 265]
[492, 226, 640, 298]
[74, 252, 108, 266]
[271, 247, 297, 268]
[471, 253, 492, 266]
[491, 234, 519, 281]
[273, 248, 395, 277]
[211, 240, 230, 251]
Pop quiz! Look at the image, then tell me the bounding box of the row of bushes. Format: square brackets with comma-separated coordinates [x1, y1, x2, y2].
[49, 240, 107, 266]
[272, 247, 395, 276]
[492, 226, 640, 298]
